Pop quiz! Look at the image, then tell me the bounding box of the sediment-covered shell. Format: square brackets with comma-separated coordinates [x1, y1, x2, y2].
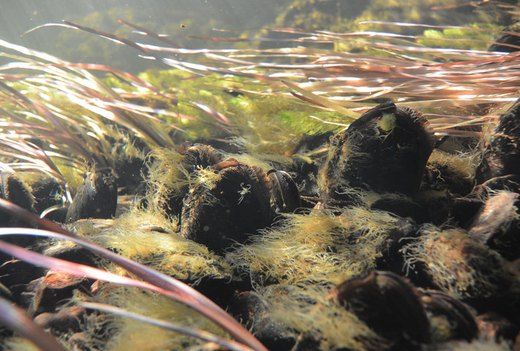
[419, 289, 478, 342]
[422, 153, 474, 197]
[180, 163, 274, 253]
[162, 144, 224, 217]
[65, 168, 117, 223]
[403, 228, 514, 311]
[476, 99, 520, 183]
[0, 172, 35, 227]
[320, 102, 435, 206]
[334, 271, 431, 346]
[469, 191, 520, 260]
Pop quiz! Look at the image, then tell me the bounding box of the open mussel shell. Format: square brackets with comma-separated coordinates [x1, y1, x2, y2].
[180, 163, 274, 254]
[334, 271, 431, 346]
[469, 191, 520, 260]
[267, 169, 301, 213]
[65, 168, 118, 223]
[476, 99, 520, 183]
[419, 289, 478, 343]
[320, 102, 435, 206]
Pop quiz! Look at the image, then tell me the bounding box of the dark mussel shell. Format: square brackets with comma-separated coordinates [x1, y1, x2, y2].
[371, 195, 426, 223]
[405, 229, 515, 312]
[115, 155, 147, 195]
[34, 306, 87, 334]
[180, 163, 274, 254]
[65, 168, 117, 223]
[0, 172, 35, 224]
[0, 173, 38, 246]
[267, 169, 301, 213]
[451, 175, 520, 229]
[476, 99, 520, 183]
[28, 271, 90, 314]
[422, 159, 474, 198]
[334, 271, 431, 346]
[31, 177, 64, 214]
[469, 191, 520, 260]
[163, 144, 223, 217]
[488, 22, 520, 53]
[320, 102, 435, 205]
[375, 217, 421, 273]
[476, 312, 520, 343]
[229, 290, 297, 351]
[290, 131, 333, 155]
[419, 289, 478, 342]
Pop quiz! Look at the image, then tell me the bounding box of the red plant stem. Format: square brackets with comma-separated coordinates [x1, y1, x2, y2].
[0, 199, 268, 351]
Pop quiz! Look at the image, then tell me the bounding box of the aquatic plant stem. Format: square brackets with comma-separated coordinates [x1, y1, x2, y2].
[0, 199, 268, 351]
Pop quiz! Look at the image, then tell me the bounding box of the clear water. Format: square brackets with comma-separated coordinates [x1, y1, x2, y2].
[0, 1, 518, 351]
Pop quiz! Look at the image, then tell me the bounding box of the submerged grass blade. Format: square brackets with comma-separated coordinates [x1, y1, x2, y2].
[80, 302, 253, 351]
[0, 200, 267, 351]
[0, 297, 66, 351]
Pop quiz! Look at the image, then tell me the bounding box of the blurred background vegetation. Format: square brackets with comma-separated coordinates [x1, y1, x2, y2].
[0, 0, 516, 72]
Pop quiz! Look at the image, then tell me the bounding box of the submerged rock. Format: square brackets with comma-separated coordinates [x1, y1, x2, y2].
[320, 102, 435, 206]
[65, 168, 117, 223]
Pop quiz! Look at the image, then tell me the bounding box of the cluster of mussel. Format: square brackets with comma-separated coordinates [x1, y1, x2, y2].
[165, 101, 519, 350]
[1, 99, 520, 351]
[224, 101, 520, 350]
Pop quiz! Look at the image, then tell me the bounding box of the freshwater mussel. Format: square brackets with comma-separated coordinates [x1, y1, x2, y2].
[476, 99, 520, 184]
[468, 191, 520, 260]
[419, 289, 478, 343]
[320, 102, 435, 206]
[162, 144, 224, 217]
[334, 271, 431, 348]
[180, 160, 274, 254]
[65, 167, 118, 223]
[0, 171, 35, 226]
